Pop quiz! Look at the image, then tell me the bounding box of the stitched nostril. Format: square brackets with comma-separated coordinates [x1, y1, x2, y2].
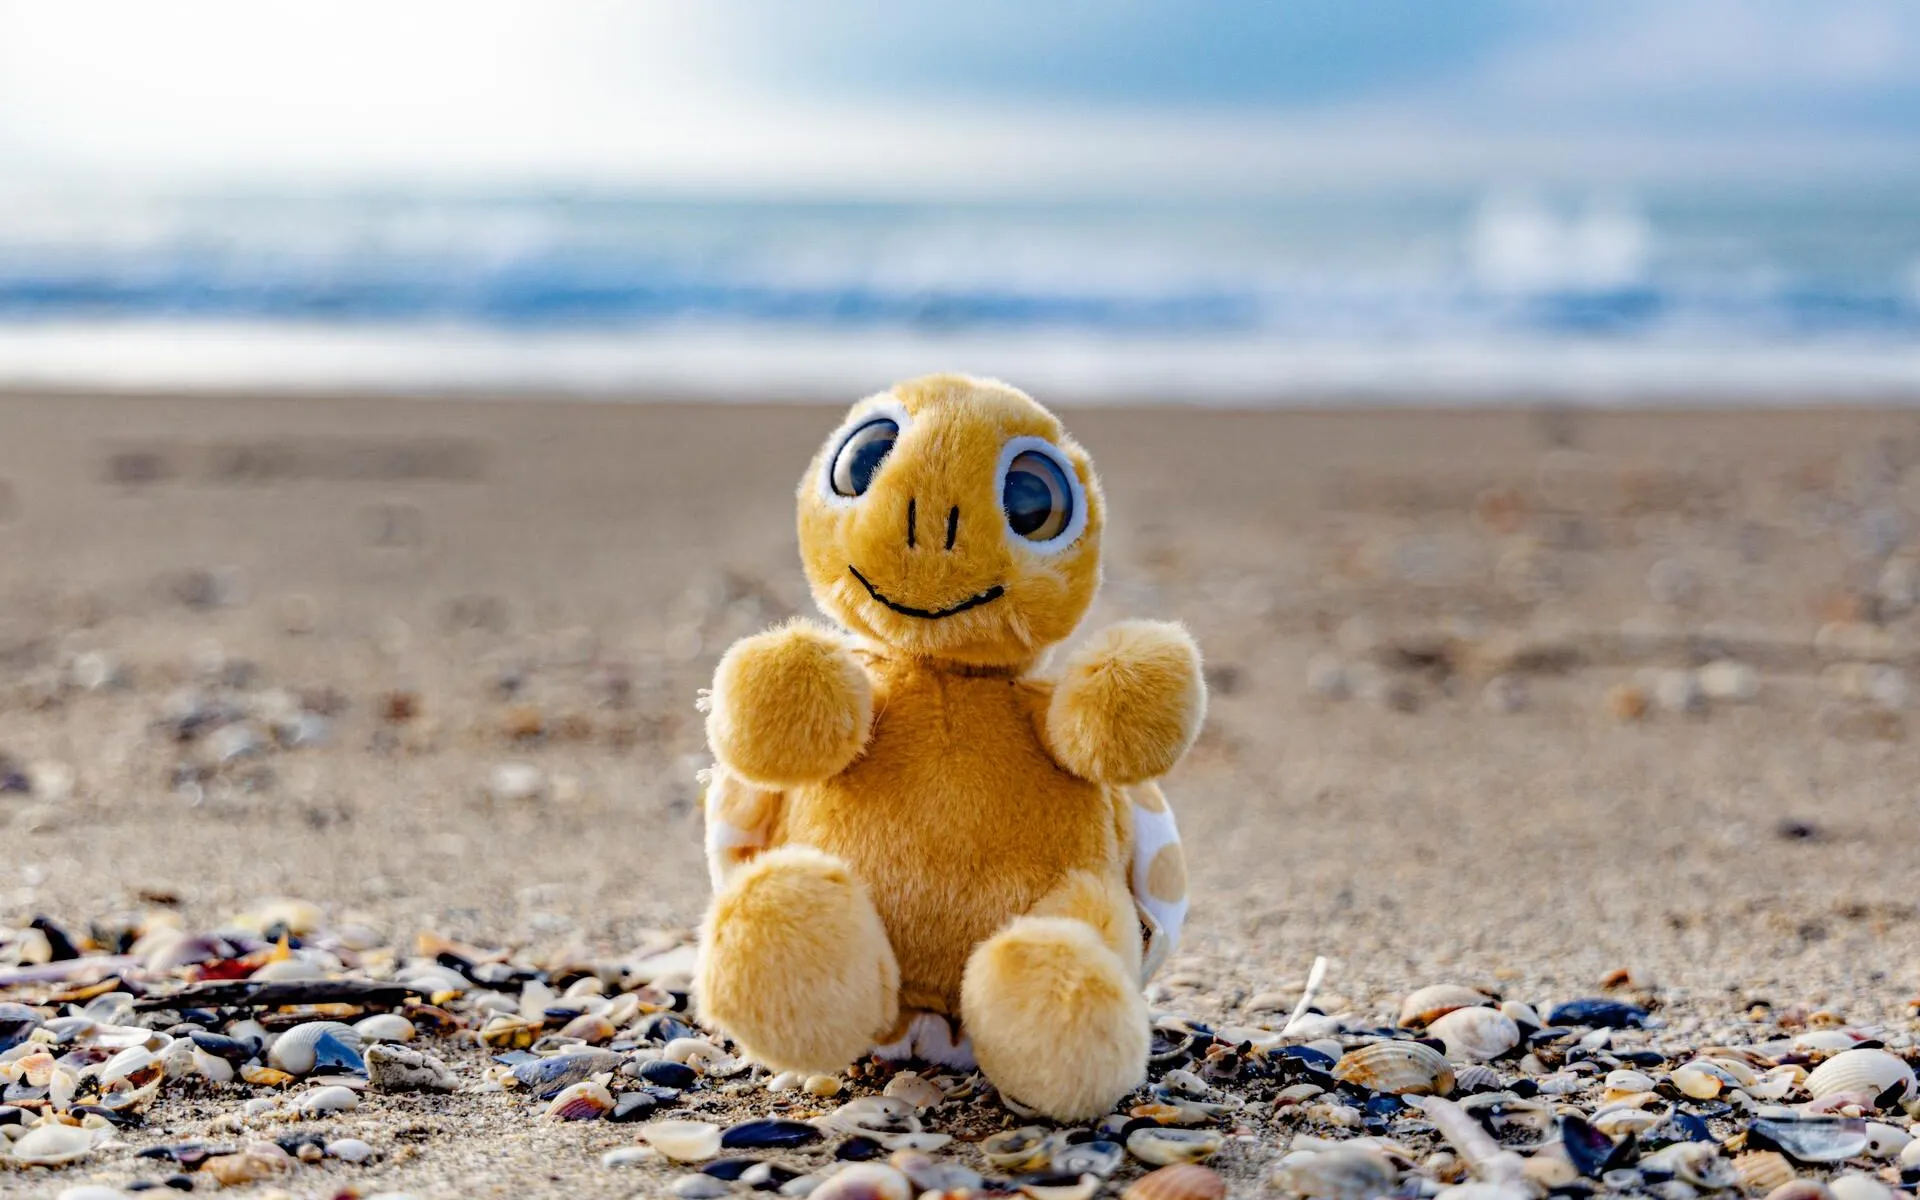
[906, 497, 916, 548]
[945, 505, 959, 551]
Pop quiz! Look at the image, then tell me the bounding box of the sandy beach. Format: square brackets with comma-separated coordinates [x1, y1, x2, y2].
[4, 391, 1920, 1197]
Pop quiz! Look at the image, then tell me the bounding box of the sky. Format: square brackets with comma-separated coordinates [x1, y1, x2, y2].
[0, 0, 1916, 197]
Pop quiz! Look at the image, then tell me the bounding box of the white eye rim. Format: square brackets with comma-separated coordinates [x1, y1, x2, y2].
[817, 396, 912, 507]
[995, 435, 1088, 553]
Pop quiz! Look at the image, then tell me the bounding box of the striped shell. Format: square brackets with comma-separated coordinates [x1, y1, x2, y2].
[1806, 1049, 1915, 1103]
[1331, 1041, 1454, 1096]
[1123, 1164, 1226, 1200]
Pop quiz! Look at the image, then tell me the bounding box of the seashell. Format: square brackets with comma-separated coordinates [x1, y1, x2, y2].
[1428, 1007, 1520, 1062]
[1592, 1106, 1662, 1137]
[544, 1080, 614, 1121]
[1127, 1127, 1225, 1166]
[722, 1118, 823, 1150]
[642, 1119, 723, 1162]
[881, 1070, 943, 1109]
[1805, 1050, 1914, 1105]
[296, 1084, 360, 1114]
[1131, 1101, 1217, 1126]
[1018, 1174, 1098, 1200]
[97, 1045, 161, 1089]
[1605, 1069, 1658, 1099]
[9, 1121, 99, 1165]
[1902, 1139, 1920, 1169]
[365, 1044, 457, 1093]
[603, 1145, 662, 1168]
[982, 1126, 1055, 1170]
[1751, 1144, 1804, 1190]
[202, 1142, 294, 1187]
[353, 1014, 416, 1043]
[1452, 1064, 1501, 1093]
[1748, 1115, 1870, 1163]
[809, 1164, 912, 1200]
[1827, 1175, 1893, 1200]
[889, 1148, 982, 1193]
[1273, 1145, 1397, 1200]
[267, 1021, 363, 1075]
[1054, 1139, 1124, 1178]
[189, 1031, 258, 1063]
[1126, 1163, 1227, 1200]
[1641, 1142, 1737, 1190]
[1862, 1122, 1909, 1159]
[1331, 1041, 1454, 1096]
[610, 1086, 680, 1123]
[1399, 986, 1492, 1029]
[672, 1173, 732, 1199]
[636, 1060, 699, 1089]
[1762, 1184, 1833, 1200]
[805, 1074, 843, 1098]
[241, 1063, 295, 1086]
[820, 1096, 924, 1148]
[558, 1012, 616, 1044]
[479, 1014, 541, 1048]
[327, 1137, 374, 1163]
[1546, 998, 1648, 1029]
[511, 1049, 622, 1094]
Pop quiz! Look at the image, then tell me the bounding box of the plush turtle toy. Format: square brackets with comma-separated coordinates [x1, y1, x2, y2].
[695, 373, 1205, 1119]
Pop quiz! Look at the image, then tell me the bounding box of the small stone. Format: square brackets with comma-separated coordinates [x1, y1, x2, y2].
[1698, 659, 1758, 702]
[365, 1044, 457, 1093]
[1650, 669, 1703, 714]
[804, 1073, 843, 1098]
[328, 1138, 375, 1163]
[488, 762, 545, 802]
[1604, 682, 1649, 721]
[604, 1145, 663, 1167]
[672, 1175, 733, 1200]
[296, 1084, 359, 1114]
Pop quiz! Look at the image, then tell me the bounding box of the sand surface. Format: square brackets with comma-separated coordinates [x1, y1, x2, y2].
[3, 392, 1920, 1197]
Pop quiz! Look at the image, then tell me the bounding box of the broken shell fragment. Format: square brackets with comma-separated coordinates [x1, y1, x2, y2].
[642, 1119, 723, 1162]
[1398, 985, 1492, 1029]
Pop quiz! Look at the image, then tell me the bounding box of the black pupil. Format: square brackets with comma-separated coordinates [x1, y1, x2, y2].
[836, 421, 897, 495]
[1004, 453, 1069, 538]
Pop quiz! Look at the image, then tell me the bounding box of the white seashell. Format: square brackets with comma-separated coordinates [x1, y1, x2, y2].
[1591, 1107, 1661, 1136]
[881, 1070, 943, 1108]
[809, 1164, 912, 1200]
[10, 1121, 100, 1165]
[1828, 1174, 1894, 1200]
[296, 1084, 360, 1115]
[1398, 985, 1491, 1029]
[1428, 1008, 1520, 1062]
[1864, 1122, 1911, 1159]
[1274, 1145, 1397, 1200]
[328, 1138, 374, 1163]
[1332, 1041, 1455, 1095]
[1806, 1049, 1915, 1103]
[1497, 1000, 1542, 1030]
[1126, 1127, 1224, 1166]
[354, 1014, 416, 1043]
[57, 1189, 135, 1200]
[97, 1045, 159, 1088]
[766, 1070, 804, 1092]
[267, 1021, 361, 1075]
[49, 1064, 79, 1111]
[603, 1146, 662, 1168]
[981, 1126, 1054, 1170]
[1899, 1137, 1920, 1169]
[1672, 1064, 1722, 1100]
[640, 1119, 723, 1162]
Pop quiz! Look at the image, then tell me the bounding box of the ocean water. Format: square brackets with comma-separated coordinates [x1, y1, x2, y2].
[0, 188, 1916, 403]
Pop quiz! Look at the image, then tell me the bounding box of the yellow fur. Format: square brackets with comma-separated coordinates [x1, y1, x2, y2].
[696, 374, 1205, 1119]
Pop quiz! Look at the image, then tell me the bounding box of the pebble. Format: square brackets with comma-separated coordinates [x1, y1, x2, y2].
[365, 1044, 458, 1092]
[295, 1084, 360, 1114]
[487, 762, 546, 802]
[603, 1145, 663, 1167]
[328, 1137, 374, 1163]
[805, 1073, 844, 1097]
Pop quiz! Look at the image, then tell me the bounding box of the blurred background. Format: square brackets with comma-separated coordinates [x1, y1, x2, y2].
[2, 0, 1918, 402]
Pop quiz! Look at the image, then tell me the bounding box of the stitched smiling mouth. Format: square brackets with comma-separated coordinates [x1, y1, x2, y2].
[848, 565, 1005, 620]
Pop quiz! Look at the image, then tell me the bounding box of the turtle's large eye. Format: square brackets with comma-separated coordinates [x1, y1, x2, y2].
[829, 418, 898, 497]
[1002, 448, 1075, 542]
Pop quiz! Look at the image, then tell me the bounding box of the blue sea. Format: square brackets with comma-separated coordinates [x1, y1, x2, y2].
[0, 187, 1915, 402]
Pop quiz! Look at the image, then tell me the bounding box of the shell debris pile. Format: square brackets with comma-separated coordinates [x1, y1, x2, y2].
[5, 917, 1920, 1200]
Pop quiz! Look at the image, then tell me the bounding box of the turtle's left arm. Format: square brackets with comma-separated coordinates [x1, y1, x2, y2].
[1041, 620, 1206, 785]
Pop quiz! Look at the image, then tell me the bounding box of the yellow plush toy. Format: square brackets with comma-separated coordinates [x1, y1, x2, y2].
[695, 373, 1205, 1119]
